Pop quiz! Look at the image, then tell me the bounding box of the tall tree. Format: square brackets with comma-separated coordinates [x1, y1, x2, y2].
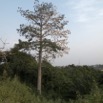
[17, 1, 70, 94]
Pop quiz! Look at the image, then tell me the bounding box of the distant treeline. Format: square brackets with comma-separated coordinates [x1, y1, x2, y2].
[92, 65, 103, 70]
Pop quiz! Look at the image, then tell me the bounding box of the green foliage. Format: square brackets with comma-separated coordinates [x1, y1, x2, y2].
[0, 77, 103, 103]
[0, 78, 63, 103]
[1, 48, 103, 102]
[69, 86, 103, 103]
[0, 50, 38, 88]
[0, 78, 34, 103]
[7, 50, 38, 86]
[42, 65, 100, 101]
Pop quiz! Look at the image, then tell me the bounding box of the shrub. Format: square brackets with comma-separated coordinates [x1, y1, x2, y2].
[0, 78, 64, 103]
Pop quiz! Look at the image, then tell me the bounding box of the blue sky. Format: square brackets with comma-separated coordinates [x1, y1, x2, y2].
[0, 0, 103, 66]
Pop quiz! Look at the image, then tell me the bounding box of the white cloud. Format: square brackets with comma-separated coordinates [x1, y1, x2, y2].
[98, 9, 103, 16]
[73, 0, 95, 9]
[67, 0, 103, 23]
[76, 14, 88, 22]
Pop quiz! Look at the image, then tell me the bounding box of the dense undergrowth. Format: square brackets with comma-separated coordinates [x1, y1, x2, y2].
[0, 78, 62, 103]
[0, 50, 103, 103]
[0, 78, 103, 103]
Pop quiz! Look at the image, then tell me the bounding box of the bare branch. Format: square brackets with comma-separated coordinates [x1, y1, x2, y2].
[0, 38, 9, 50]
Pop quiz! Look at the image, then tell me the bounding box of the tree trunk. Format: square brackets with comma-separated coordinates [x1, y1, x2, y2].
[37, 49, 42, 94]
[37, 18, 43, 95]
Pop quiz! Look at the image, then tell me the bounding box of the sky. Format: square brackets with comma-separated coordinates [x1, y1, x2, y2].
[0, 0, 103, 66]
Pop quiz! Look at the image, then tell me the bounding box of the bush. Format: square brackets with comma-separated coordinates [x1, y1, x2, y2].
[0, 78, 67, 103]
[42, 66, 99, 101]
[0, 78, 35, 103]
[70, 86, 103, 103]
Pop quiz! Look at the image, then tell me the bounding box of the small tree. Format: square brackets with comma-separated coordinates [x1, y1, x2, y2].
[0, 38, 9, 78]
[17, 1, 70, 94]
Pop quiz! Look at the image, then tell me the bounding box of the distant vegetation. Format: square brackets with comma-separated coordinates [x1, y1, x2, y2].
[0, 48, 103, 103]
[92, 65, 103, 71]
